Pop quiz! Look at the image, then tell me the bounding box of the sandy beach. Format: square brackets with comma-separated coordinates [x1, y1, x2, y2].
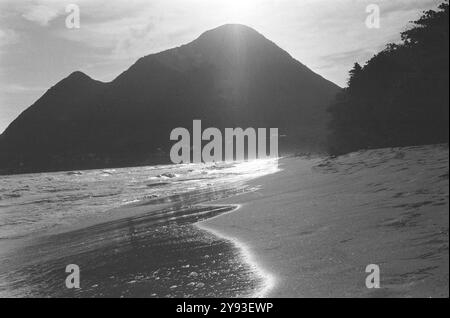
[199, 144, 449, 297]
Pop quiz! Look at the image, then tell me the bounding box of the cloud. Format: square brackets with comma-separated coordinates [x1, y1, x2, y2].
[319, 48, 375, 66]
[0, 83, 46, 93]
[22, 4, 61, 26]
[381, 0, 441, 16]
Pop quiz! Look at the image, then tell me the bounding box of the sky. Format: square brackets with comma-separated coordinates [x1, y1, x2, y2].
[0, 0, 443, 134]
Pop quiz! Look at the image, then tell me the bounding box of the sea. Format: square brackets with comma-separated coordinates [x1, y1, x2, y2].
[0, 159, 279, 297]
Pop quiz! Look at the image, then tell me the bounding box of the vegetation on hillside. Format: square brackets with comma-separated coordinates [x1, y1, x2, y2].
[328, 1, 449, 154]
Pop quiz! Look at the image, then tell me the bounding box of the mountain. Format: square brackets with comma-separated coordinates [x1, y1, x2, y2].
[0, 24, 340, 174]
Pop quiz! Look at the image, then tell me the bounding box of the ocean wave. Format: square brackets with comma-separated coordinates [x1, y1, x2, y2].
[0, 159, 280, 242]
[65, 171, 83, 176]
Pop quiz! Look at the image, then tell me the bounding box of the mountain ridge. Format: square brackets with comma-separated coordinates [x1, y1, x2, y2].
[0, 24, 340, 174]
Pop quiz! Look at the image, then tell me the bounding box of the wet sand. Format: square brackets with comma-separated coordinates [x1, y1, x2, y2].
[0, 187, 263, 297]
[200, 145, 449, 297]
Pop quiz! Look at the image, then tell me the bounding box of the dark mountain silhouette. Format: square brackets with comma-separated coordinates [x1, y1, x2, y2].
[328, 2, 449, 155]
[0, 24, 339, 174]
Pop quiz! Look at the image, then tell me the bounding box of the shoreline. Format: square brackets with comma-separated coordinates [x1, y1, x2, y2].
[195, 204, 276, 298]
[0, 144, 447, 297]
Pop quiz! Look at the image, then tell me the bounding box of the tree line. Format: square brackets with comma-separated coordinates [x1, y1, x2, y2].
[328, 1, 449, 154]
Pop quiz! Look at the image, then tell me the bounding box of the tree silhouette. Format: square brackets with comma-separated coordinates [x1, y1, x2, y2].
[328, 1, 449, 154]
